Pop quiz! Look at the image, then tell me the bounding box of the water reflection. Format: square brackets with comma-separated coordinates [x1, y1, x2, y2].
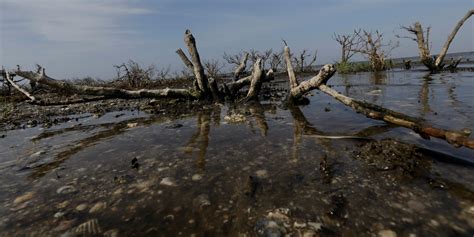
[419, 74, 433, 116]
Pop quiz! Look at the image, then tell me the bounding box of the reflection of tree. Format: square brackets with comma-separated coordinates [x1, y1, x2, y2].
[184, 110, 212, 170]
[420, 74, 432, 116]
[29, 116, 162, 179]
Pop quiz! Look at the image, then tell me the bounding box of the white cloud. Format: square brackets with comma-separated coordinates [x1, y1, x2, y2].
[1, 0, 153, 43]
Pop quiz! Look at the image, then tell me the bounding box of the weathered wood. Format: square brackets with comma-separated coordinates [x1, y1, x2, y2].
[283, 42, 298, 89]
[184, 29, 210, 95]
[244, 59, 264, 101]
[13, 67, 197, 99]
[225, 69, 274, 97]
[234, 52, 249, 80]
[401, 9, 473, 72]
[283, 43, 473, 149]
[435, 9, 474, 67]
[317, 83, 474, 148]
[176, 48, 193, 70]
[3, 70, 37, 101]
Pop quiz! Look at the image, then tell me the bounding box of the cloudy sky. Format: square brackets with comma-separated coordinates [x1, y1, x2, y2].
[0, 0, 472, 79]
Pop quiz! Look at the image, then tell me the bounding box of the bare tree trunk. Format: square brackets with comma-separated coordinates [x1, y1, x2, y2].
[435, 9, 474, 67]
[176, 48, 194, 70]
[184, 29, 210, 95]
[234, 52, 249, 80]
[13, 67, 197, 99]
[282, 43, 473, 148]
[283, 42, 299, 89]
[3, 70, 37, 102]
[244, 59, 264, 101]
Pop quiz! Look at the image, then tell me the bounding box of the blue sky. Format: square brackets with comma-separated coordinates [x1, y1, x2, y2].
[1, 0, 473, 79]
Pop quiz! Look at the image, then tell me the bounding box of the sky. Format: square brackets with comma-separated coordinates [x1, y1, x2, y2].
[0, 0, 473, 79]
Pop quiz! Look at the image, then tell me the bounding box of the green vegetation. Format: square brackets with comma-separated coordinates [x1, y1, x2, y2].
[335, 61, 371, 74]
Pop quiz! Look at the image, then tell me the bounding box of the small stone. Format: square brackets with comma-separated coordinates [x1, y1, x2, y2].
[378, 229, 397, 237]
[54, 211, 65, 218]
[407, 200, 425, 212]
[57, 201, 70, 209]
[54, 219, 76, 232]
[192, 174, 203, 181]
[160, 177, 177, 187]
[193, 194, 211, 209]
[76, 204, 88, 211]
[13, 192, 35, 205]
[303, 230, 316, 237]
[103, 229, 119, 237]
[57, 185, 77, 194]
[89, 202, 106, 213]
[308, 222, 322, 231]
[255, 169, 269, 179]
[224, 114, 246, 123]
[294, 220, 307, 228]
[127, 123, 138, 128]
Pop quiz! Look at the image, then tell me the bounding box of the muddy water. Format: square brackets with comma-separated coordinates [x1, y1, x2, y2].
[0, 71, 473, 236]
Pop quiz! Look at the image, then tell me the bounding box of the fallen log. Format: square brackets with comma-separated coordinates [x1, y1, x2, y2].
[3, 70, 37, 102]
[13, 66, 198, 99]
[283, 43, 474, 149]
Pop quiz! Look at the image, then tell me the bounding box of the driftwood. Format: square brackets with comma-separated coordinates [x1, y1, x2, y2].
[283, 43, 474, 149]
[400, 9, 473, 72]
[234, 52, 249, 80]
[3, 70, 37, 102]
[13, 67, 197, 99]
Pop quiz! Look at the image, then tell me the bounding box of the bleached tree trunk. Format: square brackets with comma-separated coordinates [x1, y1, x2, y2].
[3, 70, 37, 101]
[234, 52, 249, 80]
[13, 67, 197, 99]
[244, 58, 264, 101]
[435, 9, 474, 67]
[401, 9, 473, 72]
[282, 43, 473, 148]
[184, 29, 210, 95]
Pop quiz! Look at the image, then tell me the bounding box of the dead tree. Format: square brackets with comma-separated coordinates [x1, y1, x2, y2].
[113, 60, 156, 88]
[398, 9, 473, 72]
[292, 49, 318, 72]
[403, 59, 412, 70]
[269, 50, 283, 72]
[223, 52, 249, 80]
[203, 59, 224, 79]
[333, 29, 362, 63]
[283, 42, 473, 149]
[351, 30, 398, 71]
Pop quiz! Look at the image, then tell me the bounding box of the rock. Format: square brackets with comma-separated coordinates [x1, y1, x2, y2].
[303, 230, 316, 237]
[103, 229, 119, 237]
[407, 200, 425, 212]
[57, 185, 77, 194]
[54, 219, 76, 232]
[127, 123, 138, 128]
[378, 229, 397, 237]
[13, 192, 35, 205]
[308, 222, 322, 231]
[76, 204, 88, 212]
[193, 194, 211, 209]
[255, 169, 269, 179]
[293, 220, 307, 228]
[57, 201, 70, 209]
[54, 211, 65, 218]
[160, 177, 177, 187]
[192, 174, 203, 181]
[255, 219, 286, 237]
[89, 202, 106, 213]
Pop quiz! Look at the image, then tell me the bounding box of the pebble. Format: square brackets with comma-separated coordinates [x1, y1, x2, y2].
[193, 194, 211, 209]
[89, 202, 106, 213]
[255, 169, 269, 179]
[378, 229, 397, 237]
[13, 192, 35, 205]
[57, 185, 77, 194]
[54, 211, 65, 218]
[57, 201, 70, 209]
[76, 204, 88, 211]
[160, 177, 177, 187]
[308, 222, 322, 231]
[126, 122, 138, 128]
[192, 174, 203, 181]
[293, 220, 307, 228]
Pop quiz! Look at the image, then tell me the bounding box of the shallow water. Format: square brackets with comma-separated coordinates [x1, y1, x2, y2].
[0, 71, 473, 236]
